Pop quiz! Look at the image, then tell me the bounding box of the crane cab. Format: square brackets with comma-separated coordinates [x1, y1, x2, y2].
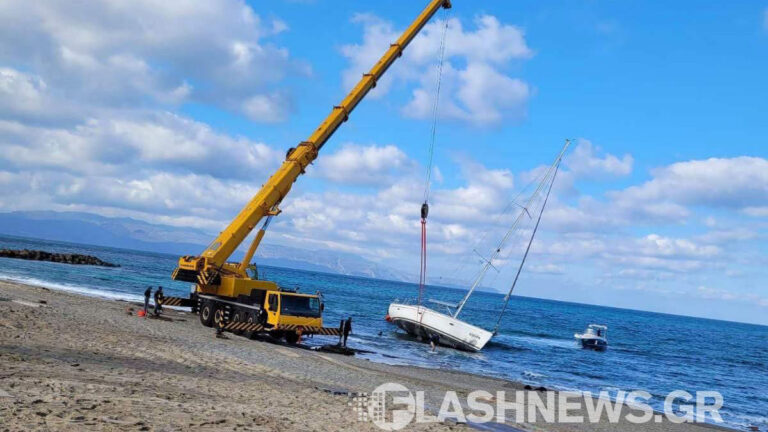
[191, 275, 326, 343]
[263, 291, 323, 328]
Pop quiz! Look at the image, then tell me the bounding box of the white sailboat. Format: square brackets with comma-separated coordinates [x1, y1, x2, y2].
[388, 141, 570, 352]
[387, 301, 493, 352]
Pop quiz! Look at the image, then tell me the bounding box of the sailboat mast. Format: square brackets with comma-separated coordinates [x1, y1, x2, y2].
[453, 141, 570, 319]
[492, 140, 569, 333]
[453, 258, 492, 317]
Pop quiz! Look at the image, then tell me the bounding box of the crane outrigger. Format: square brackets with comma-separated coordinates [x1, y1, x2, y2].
[162, 0, 452, 343]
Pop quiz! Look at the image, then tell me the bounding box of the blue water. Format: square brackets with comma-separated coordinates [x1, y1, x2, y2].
[1, 235, 766, 431]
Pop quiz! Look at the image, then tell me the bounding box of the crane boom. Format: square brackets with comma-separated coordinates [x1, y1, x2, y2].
[174, 0, 451, 281]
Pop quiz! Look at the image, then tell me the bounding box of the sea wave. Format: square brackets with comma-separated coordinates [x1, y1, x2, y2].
[721, 411, 768, 429]
[521, 370, 547, 379]
[0, 273, 143, 303]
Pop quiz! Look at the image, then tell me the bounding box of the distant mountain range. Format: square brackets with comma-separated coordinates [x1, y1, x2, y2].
[0, 211, 411, 282]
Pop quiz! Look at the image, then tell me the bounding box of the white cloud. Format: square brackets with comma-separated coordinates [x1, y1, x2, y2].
[0, 168, 259, 229]
[540, 156, 768, 232]
[0, 113, 283, 180]
[634, 234, 720, 258]
[541, 232, 720, 273]
[743, 206, 768, 217]
[612, 157, 768, 210]
[0, 0, 304, 122]
[0, 1, 298, 228]
[403, 62, 530, 125]
[605, 268, 675, 281]
[696, 228, 757, 244]
[0, 105, 288, 231]
[527, 263, 564, 274]
[697, 286, 768, 307]
[274, 157, 524, 268]
[433, 160, 515, 223]
[341, 14, 532, 127]
[0, 68, 54, 123]
[241, 92, 293, 124]
[567, 139, 633, 178]
[312, 144, 416, 186]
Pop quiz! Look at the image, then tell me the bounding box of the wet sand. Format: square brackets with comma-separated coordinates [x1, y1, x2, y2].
[0, 280, 732, 431]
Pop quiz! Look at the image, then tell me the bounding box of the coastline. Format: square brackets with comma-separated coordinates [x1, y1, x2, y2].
[0, 280, 736, 431]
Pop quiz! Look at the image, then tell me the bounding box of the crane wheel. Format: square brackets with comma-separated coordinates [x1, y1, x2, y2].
[285, 331, 299, 344]
[244, 313, 258, 340]
[213, 308, 226, 328]
[231, 309, 246, 335]
[199, 301, 215, 327]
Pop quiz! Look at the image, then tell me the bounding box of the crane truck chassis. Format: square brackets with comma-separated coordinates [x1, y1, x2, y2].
[162, 0, 452, 343]
[161, 284, 337, 343]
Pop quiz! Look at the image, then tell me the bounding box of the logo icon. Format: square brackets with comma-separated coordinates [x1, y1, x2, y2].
[350, 382, 415, 431]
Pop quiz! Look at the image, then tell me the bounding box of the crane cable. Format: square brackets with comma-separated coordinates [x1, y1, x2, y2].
[418, 12, 450, 306]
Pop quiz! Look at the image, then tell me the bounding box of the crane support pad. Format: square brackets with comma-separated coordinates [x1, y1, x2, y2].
[277, 324, 341, 336]
[224, 321, 264, 333]
[158, 296, 194, 307]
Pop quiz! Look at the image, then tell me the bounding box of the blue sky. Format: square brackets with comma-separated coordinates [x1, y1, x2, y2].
[0, 0, 766, 324]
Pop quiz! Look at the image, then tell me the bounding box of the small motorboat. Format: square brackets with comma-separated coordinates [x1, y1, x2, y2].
[575, 324, 608, 350]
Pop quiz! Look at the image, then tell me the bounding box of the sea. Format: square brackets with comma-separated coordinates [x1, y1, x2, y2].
[0, 234, 766, 431]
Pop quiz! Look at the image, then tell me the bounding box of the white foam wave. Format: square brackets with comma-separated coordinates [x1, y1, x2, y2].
[0, 274, 143, 303]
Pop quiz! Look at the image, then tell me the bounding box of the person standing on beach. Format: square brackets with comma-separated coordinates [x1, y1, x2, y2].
[153, 286, 164, 315]
[143, 286, 152, 315]
[342, 317, 352, 347]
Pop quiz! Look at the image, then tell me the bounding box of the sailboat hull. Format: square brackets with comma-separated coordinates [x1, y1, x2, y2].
[388, 303, 493, 352]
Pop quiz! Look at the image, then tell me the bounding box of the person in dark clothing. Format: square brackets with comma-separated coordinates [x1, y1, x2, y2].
[143, 287, 152, 314]
[215, 317, 228, 339]
[342, 317, 352, 347]
[429, 333, 440, 352]
[153, 286, 164, 315]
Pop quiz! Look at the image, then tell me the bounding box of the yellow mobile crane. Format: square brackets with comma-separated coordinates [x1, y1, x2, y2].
[163, 0, 452, 343]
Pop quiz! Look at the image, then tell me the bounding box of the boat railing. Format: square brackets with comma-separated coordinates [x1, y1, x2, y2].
[392, 298, 420, 306]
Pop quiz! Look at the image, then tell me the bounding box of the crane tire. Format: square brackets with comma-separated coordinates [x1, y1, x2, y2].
[245, 312, 258, 340]
[231, 308, 246, 335]
[199, 301, 215, 327]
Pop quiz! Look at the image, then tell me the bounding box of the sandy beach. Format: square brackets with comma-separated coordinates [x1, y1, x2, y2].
[0, 280, 733, 431]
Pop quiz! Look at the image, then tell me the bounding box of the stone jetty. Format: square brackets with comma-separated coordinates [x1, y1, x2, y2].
[0, 249, 120, 267]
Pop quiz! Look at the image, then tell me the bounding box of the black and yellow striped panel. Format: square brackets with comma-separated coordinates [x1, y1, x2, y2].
[224, 321, 264, 333]
[276, 325, 342, 336]
[316, 327, 342, 336]
[158, 296, 193, 307]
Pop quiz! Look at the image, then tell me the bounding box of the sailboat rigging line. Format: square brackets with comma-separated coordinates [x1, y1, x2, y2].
[418, 11, 449, 306]
[452, 157, 559, 318]
[422, 10, 450, 203]
[444, 161, 551, 283]
[493, 141, 570, 334]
